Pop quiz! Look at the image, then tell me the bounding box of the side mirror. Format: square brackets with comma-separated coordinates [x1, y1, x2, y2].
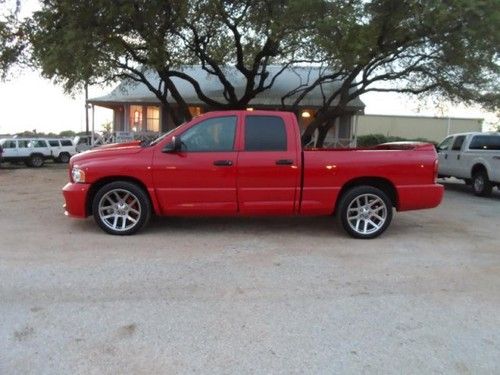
[162, 136, 182, 153]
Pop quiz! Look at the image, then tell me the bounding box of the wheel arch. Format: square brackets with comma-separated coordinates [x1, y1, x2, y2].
[334, 177, 398, 215]
[86, 176, 158, 217]
[471, 163, 488, 177]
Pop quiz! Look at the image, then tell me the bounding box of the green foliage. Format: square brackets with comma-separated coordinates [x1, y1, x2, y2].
[0, 1, 27, 79]
[356, 134, 437, 147]
[101, 121, 112, 134]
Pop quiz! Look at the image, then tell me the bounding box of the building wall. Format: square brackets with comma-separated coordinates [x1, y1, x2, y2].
[356, 114, 483, 143]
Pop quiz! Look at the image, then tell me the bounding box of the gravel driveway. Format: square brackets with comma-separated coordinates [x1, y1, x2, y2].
[1, 165, 499, 374]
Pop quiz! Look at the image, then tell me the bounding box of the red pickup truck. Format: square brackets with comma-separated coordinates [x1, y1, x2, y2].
[63, 110, 443, 239]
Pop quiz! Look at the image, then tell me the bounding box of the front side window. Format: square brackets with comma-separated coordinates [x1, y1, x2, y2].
[1, 140, 17, 148]
[244, 116, 287, 151]
[180, 116, 237, 152]
[437, 136, 453, 152]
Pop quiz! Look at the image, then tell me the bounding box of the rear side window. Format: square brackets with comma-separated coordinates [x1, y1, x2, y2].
[451, 136, 465, 151]
[18, 140, 30, 148]
[48, 140, 60, 147]
[61, 140, 73, 146]
[32, 140, 48, 148]
[469, 135, 500, 150]
[245, 116, 287, 151]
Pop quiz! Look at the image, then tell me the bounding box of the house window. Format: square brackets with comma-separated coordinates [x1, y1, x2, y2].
[129, 105, 143, 131]
[146, 106, 160, 132]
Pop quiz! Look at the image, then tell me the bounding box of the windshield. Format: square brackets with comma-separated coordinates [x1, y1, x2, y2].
[147, 124, 184, 147]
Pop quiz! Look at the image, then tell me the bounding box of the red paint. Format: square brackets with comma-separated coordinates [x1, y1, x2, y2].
[63, 110, 443, 220]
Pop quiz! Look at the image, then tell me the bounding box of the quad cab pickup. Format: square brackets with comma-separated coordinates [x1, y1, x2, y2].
[437, 132, 500, 196]
[63, 111, 443, 239]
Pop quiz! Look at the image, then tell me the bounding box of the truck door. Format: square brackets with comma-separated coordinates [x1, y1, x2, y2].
[437, 136, 453, 176]
[153, 115, 239, 215]
[237, 114, 301, 215]
[448, 135, 466, 177]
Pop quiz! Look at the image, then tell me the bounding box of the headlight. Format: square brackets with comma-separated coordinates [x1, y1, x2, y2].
[71, 167, 86, 183]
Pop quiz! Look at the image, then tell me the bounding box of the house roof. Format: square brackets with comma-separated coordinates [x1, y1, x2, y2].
[89, 65, 365, 110]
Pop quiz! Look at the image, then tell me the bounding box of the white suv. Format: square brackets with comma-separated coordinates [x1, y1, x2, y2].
[47, 138, 77, 163]
[0, 138, 52, 167]
[437, 132, 500, 196]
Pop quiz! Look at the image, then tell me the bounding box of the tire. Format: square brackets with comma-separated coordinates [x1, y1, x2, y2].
[337, 185, 393, 239]
[58, 153, 70, 163]
[472, 170, 492, 197]
[92, 181, 151, 235]
[29, 154, 44, 168]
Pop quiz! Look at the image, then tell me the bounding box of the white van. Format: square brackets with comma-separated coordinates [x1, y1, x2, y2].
[0, 138, 52, 167]
[437, 132, 500, 196]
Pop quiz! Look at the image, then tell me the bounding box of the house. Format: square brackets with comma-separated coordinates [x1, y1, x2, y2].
[88, 65, 483, 147]
[88, 65, 365, 147]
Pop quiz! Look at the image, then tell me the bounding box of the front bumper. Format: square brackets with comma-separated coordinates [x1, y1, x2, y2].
[62, 182, 91, 218]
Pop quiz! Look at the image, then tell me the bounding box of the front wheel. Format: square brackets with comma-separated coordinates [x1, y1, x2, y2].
[337, 186, 393, 239]
[472, 171, 492, 197]
[92, 181, 151, 235]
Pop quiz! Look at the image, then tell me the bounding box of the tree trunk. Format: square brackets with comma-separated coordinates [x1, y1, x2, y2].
[316, 123, 332, 148]
[301, 114, 325, 146]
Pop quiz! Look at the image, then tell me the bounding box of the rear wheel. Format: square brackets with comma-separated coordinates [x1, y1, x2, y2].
[92, 181, 151, 235]
[58, 152, 70, 163]
[472, 171, 492, 197]
[337, 185, 393, 239]
[29, 154, 44, 168]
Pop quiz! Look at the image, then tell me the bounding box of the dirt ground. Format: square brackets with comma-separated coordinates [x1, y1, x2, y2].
[0, 163, 499, 374]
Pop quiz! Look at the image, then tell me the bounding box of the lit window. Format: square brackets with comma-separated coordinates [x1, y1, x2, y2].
[146, 106, 160, 132]
[129, 105, 143, 131]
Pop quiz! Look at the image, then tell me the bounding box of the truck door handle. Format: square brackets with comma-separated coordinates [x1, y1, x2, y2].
[493, 156, 500, 160]
[276, 159, 294, 165]
[213, 160, 233, 166]
[444, 154, 448, 159]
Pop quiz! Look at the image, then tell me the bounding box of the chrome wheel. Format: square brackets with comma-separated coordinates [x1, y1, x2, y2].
[98, 189, 142, 232]
[346, 193, 388, 236]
